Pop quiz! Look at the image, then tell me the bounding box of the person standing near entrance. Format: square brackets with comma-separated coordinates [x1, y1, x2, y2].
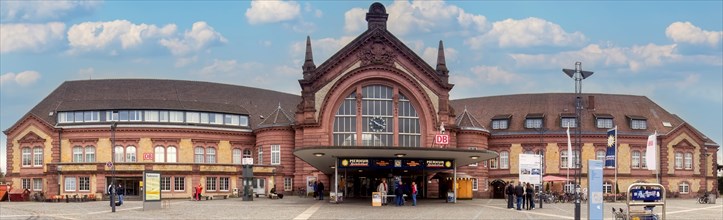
[506, 182, 514, 209]
[116, 184, 124, 206]
[515, 182, 524, 210]
[395, 181, 404, 206]
[195, 183, 203, 201]
[526, 183, 535, 210]
[317, 181, 325, 200]
[108, 183, 116, 207]
[411, 182, 418, 206]
[377, 179, 388, 206]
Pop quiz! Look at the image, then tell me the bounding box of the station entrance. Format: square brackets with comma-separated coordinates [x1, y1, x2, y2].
[338, 166, 430, 199]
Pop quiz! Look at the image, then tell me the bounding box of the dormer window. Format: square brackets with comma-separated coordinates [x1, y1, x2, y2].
[560, 113, 577, 128]
[491, 114, 511, 130]
[594, 113, 614, 129]
[626, 115, 647, 130]
[524, 113, 544, 129]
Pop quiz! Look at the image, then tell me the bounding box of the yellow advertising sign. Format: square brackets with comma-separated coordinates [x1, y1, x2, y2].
[144, 172, 161, 201]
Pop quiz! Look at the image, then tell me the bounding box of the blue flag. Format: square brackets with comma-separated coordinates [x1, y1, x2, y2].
[605, 127, 617, 168]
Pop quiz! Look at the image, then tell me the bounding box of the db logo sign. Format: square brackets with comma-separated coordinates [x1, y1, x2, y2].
[434, 134, 449, 145]
[143, 153, 153, 160]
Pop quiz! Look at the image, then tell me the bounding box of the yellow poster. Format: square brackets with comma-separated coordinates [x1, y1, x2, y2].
[145, 172, 161, 201]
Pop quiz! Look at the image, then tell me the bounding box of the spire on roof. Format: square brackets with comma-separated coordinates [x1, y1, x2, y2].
[257, 104, 295, 129]
[302, 36, 316, 80]
[455, 107, 486, 132]
[436, 40, 449, 76]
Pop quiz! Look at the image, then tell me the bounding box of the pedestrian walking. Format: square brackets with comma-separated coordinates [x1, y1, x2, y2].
[395, 181, 404, 206]
[411, 182, 418, 206]
[195, 183, 203, 201]
[116, 184, 125, 206]
[317, 181, 324, 200]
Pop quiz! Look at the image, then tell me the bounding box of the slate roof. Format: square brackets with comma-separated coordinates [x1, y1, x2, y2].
[9, 79, 300, 131]
[257, 104, 295, 128]
[455, 107, 487, 132]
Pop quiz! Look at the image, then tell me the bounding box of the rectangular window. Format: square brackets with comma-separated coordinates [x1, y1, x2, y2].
[79, 177, 90, 191]
[84, 111, 100, 122]
[206, 177, 217, 191]
[472, 178, 478, 191]
[128, 111, 139, 121]
[219, 177, 229, 191]
[257, 146, 263, 165]
[271, 145, 280, 165]
[212, 113, 223, 124]
[161, 176, 171, 191]
[491, 119, 508, 129]
[240, 116, 249, 126]
[225, 114, 240, 126]
[603, 182, 613, 194]
[200, 113, 209, 123]
[632, 151, 641, 168]
[194, 147, 204, 163]
[58, 112, 70, 123]
[106, 111, 119, 121]
[679, 183, 689, 194]
[33, 147, 43, 166]
[73, 147, 84, 162]
[489, 158, 498, 169]
[22, 178, 31, 189]
[561, 117, 577, 128]
[74, 112, 83, 122]
[631, 119, 647, 130]
[174, 177, 185, 191]
[159, 111, 169, 122]
[65, 177, 77, 191]
[684, 153, 692, 169]
[145, 111, 159, 122]
[500, 151, 509, 169]
[119, 110, 129, 121]
[675, 152, 683, 169]
[186, 112, 200, 123]
[169, 111, 184, 122]
[596, 118, 613, 129]
[33, 178, 43, 191]
[22, 148, 31, 166]
[525, 118, 543, 129]
[284, 177, 293, 191]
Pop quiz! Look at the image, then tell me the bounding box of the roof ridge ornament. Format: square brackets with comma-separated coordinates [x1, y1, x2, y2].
[436, 41, 449, 84]
[366, 2, 388, 30]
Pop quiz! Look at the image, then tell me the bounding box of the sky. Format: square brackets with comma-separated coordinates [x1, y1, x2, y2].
[1, 0, 722, 173]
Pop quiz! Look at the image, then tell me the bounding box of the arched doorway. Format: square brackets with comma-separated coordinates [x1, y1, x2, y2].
[490, 179, 507, 199]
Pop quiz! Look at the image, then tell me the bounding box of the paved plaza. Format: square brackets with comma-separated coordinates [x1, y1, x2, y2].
[1, 196, 721, 220]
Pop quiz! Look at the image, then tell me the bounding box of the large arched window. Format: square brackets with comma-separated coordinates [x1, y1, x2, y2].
[155, 146, 165, 162]
[332, 84, 421, 147]
[233, 149, 242, 164]
[167, 146, 177, 163]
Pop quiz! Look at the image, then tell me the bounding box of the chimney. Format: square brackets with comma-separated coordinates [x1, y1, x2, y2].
[588, 95, 595, 110]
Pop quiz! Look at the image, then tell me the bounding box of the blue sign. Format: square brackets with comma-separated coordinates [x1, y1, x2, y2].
[605, 128, 616, 168]
[630, 189, 661, 201]
[588, 160, 604, 220]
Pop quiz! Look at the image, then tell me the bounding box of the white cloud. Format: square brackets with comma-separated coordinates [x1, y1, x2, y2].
[0, 22, 65, 53]
[199, 59, 263, 76]
[510, 43, 680, 72]
[160, 21, 227, 56]
[245, 0, 301, 25]
[469, 65, 523, 84]
[0, 71, 40, 86]
[466, 17, 586, 49]
[422, 46, 458, 67]
[0, 0, 101, 22]
[175, 56, 198, 68]
[457, 10, 487, 32]
[344, 8, 367, 34]
[67, 20, 176, 53]
[290, 36, 356, 64]
[665, 22, 722, 47]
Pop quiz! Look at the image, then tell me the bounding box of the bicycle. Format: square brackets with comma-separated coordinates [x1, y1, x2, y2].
[697, 192, 710, 204]
[297, 187, 306, 198]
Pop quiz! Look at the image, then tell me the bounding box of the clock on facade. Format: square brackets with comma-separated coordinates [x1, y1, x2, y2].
[369, 116, 386, 132]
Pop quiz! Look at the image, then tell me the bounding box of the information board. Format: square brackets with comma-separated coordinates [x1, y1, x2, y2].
[587, 160, 603, 220]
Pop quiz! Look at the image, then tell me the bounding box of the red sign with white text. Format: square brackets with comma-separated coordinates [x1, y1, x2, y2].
[434, 134, 449, 145]
[143, 153, 153, 160]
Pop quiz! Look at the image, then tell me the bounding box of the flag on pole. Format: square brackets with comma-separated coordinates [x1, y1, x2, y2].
[605, 127, 617, 168]
[566, 126, 573, 168]
[646, 131, 657, 171]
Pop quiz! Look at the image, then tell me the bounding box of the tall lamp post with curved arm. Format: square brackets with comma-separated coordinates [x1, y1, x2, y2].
[563, 62, 593, 220]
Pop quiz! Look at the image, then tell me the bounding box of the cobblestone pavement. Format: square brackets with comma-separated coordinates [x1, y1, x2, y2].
[1, 197, 721, 219]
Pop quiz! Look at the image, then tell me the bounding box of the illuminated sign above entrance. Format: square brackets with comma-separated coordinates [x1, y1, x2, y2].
[339, 158, 452, 169]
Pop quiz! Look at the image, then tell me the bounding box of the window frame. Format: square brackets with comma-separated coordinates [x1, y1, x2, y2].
[675, 152, 683, 169]
[206, 177, 217, 191]
[284, 177, 293, 192]
[64, 177, 77, 192]
[233, 148, 242, 164]
[271, 145, 281, 165]
[32, 147, 43, 167]
[491, 119, 509, 130]
[632, 150, 641, 169]
[21, 147, 32, 167]
[684, 152, 693, 170]
[219, 177, 229, 191]
[499, 151, 509, 169]
[472, 178, 478, 191]
[561, 117, 577, 128]
[525, 118, 543, 129]
[161, 176, 171, 191]
[679, 182, 689, 194]
[174, 176, 185, 191]
[33, 178, 43, 191]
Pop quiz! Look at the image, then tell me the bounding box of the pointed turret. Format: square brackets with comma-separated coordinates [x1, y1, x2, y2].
[455, 106, 487, 132]
[258, 103, 295, 128]
[436, 40, 449, 75]
[302, 36, 316, 80]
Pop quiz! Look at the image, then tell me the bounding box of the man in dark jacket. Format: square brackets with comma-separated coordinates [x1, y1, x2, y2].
[506, 182, 515, 209]
[317, 181, 325, 200]
[515, 182, 524, 210]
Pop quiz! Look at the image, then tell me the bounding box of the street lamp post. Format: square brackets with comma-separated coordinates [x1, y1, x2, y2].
[537, 127, 547, 209]
[563, 62, 593, 220]
[110, 122, 117, 212]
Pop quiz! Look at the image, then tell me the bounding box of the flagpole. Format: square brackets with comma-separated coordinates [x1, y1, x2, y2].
[614, 126, 618, 202]
[655, 131, 659, 184]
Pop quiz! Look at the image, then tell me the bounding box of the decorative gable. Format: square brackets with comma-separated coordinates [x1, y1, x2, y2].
[18, 131, 46, 144]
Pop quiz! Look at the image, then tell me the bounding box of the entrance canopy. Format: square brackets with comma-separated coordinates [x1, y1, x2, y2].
[294, 146, 498, 174]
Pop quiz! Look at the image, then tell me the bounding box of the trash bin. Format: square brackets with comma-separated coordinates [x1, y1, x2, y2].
[708, 194, 716, 204]
[446, 192, 455, 203]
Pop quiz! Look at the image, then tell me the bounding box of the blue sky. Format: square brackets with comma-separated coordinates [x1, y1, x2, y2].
[1, 0, 722, 172]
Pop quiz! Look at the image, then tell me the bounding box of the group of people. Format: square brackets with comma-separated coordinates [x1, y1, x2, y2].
[505, 181, 535, 210]
[107, 183, 125, 206]
[377, 179, 418, 206]
[312, 181, 325, 200]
